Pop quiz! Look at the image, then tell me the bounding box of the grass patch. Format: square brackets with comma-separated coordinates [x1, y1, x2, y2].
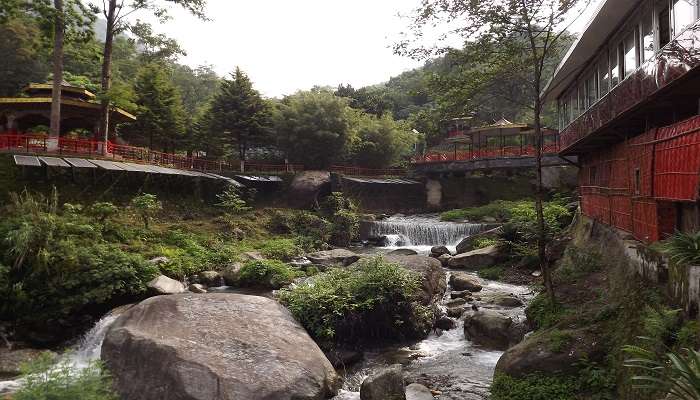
[440, 200, 523, 222]
[256, 238, 303, 261]
[478, 265, 506, 280]
[490, 373, 576, 400]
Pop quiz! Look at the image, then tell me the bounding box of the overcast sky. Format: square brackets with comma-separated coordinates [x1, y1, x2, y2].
[142, 0, 600, 98]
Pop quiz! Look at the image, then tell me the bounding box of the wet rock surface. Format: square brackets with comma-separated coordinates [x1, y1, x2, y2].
[147, 275, 185, 295]
[307, 249, 361, 267]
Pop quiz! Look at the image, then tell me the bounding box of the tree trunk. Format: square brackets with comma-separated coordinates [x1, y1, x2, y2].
[99, 0, 117, 155]
[533, 78, 555, 305]
[49, 0, 64, 149]
[239, 134, 246, 172]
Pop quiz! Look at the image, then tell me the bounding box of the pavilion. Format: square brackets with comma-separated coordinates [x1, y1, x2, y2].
[0, 81, 135, 139]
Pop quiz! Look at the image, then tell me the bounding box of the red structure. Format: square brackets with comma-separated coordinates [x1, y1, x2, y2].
[544, 0, 700, 243]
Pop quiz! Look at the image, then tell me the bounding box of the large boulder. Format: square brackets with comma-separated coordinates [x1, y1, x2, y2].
[463, 309, 527, 350]
[102, 293, 339, 400]
[430, 246, 451, 257]
[384, 255, 447, 305]
[449, 272, 483, 292]
[360, 364, 406, 400]
[448, 245, 501, 270]
[147, 275, 186, 295]
[196, 271, 224, 287]
[307, 249, 360, 267]
[0, 347, 54, 378]
[496, 327, 606, 378]
[287, 171, 332, 209]
[455, 226, 503, 254]
[388, 249, 419, 256]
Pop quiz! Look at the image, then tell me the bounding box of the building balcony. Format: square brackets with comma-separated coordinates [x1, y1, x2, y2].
[560, 20, 700, 155]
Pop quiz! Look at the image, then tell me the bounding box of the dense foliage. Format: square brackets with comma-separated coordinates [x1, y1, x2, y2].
[237, 259, 300, 289]
[279, 256, 432, 347]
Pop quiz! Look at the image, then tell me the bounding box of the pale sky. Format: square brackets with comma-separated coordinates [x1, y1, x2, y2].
[142, 0, 601, 98]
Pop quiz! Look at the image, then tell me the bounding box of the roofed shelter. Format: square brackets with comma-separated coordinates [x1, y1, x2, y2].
[0, 81, 135, 143]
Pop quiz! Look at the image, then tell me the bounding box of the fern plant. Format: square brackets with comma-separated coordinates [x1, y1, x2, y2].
[624, 343, 700, 400]
[659, 231, 700, 267]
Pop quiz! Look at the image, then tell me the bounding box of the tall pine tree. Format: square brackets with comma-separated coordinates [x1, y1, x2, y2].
[208, 67, 271, 171]
[125, 62, 185, 152]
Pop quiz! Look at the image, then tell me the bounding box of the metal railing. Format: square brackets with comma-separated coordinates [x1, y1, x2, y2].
[411, 143, 561, 164]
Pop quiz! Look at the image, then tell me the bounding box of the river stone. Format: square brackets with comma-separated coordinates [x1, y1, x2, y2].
[384, 255, 447, 306]
[324, 348, 363, 369]
[496, 327, 605, 378]
[449, 273, 483, 292]
[455, 226, 503, 254]
[307, 249, 360, 267]
[435, 316, 457, 331]
[444, 298, 467, 308]
[242, 251, 265, 261]
[437, 254, 452, 267]
[102, 293, 339, 400]
[463, 309, 526, 350]
[450, 290, 472, 300]
[448, 245, 500, 270]
[148, 256, 170, 265]
[197, 271, 223, 287]
[406, 383, 434, 400]
[0, 348, 55, 378]
[188, 283, 207, 293]
[446, 307, 465, 318]
[430, 246, 451, 257]
[221, 262, 244, 285]
[360, 364, 406, 400]
[147, 275, 186, 295]
[491, 295, 524, 307]
[388, 249, 419, 256]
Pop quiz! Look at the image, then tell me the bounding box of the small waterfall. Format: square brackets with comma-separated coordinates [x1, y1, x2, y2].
[0, 312, 120, 395]
[366, 216, 485, 247]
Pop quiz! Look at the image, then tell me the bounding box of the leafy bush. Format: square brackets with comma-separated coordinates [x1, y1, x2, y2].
[440, 200, 521, 222]
[554, 246, 604, 283]
[87, 202, 118, 224]
[13, 352, 117, 400]
[547, 329, 574, 353]
[490, 373, 576, 400]
[216, 185, 251, 215]
[257, 238, 303, 261]
[624, 346, 700, 400]
[130, 193, 162, 229]
[238, 259, 300, 289]
[472, 236, 499, 249]
[279, 256, 432, 346]
[267, 210, 331, 250]
[321, 193, 360, 247]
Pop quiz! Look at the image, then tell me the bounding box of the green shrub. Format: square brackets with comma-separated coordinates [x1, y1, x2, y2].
[320, 193, 360, 247]
[554, 246, 604, 283]
[490, 373, 576, 400]
[87, 202, 118, 224]
[279, 256, 432, 346]
[130, 193, 162, 229]
[216, 185, 251, 215]
[440, 200, 521, 222]
[624, 346, 700, 400]
[472, 236, 499, 249]
[238, 259, 300, 289]
[13, 353, 118, 400]
[267, 210, 332, 249]
[547, 329, 574, 353]
[257, 238, 303, 261]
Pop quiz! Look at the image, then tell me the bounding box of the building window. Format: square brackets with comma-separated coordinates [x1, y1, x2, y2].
[590, 166, 598, 186]
[673, 0, 696, 36]
[624, 32, 637, 76]
[586, 73, 597, 106]
[610, 45, 621, 87]
[659, 3, 671, 47]
[579, 81, 587, 110]
[571, 89, 578, 119]
[642, 11, 655, 61]
[635, 168, 641, 194]
[598, 53, 610, 96]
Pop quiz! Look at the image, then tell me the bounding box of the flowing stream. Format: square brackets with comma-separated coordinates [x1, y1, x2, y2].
[1, 215, 529, 399]
[339, 215, 531, 399]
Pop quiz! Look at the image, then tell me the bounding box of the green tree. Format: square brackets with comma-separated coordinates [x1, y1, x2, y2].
[0, 17, 50, 96]
[347, 111, 417, 168]
[95, 0, 207, 153]
[124, 62, 185, 152]
[398, 0, 588, 303]
[130, 193, 161, 229]
[207, 67, 271, 170]
[274, 90, 352, 169]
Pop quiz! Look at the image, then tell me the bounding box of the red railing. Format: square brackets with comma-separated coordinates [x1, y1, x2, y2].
[411, 143, 561, 164]
[330, 165, 407, 177]
[0, 133, 304, 175]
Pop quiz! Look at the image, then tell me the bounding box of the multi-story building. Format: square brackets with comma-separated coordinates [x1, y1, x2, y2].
[543, 0, 700, 242]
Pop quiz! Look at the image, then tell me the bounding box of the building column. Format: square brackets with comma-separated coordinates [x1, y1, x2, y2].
[6, 113, 17, 133]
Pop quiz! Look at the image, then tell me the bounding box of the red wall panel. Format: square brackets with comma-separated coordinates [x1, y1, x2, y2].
[654, 116, 700, 201]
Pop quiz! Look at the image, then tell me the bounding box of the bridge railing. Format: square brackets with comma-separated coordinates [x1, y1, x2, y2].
[330, 165, 408, 177]
[412, 143, 561, 164]
[0, 133, 304, 175]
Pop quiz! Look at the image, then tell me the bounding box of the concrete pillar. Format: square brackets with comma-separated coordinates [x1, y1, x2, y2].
[6, 113, 16, 133]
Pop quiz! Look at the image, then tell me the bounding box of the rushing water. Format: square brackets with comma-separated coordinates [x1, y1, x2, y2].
[340, 215, 531, 399]
[363, 215, 487, 254]
[0, 312, 120, 396]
